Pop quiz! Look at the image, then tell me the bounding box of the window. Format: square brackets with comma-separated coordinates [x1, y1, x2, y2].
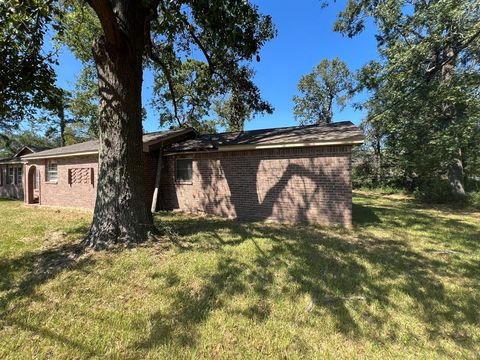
[8, 167, 14, 185]
[15, 166, 23, 185]
[175, 159, 192, 182]
[47, 161, 58, 182]
[0, 167, 3, 186]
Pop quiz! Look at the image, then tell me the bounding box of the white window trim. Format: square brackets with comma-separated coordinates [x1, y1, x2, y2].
[46, 160, 59, 183]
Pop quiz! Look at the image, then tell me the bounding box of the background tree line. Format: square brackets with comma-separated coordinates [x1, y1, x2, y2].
[293, 0, 480, 203]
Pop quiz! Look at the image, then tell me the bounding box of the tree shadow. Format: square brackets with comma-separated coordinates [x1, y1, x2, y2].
[352, 203, 381, 225]
[161, 147, 353, 226]
[0, 226, 99, 355]
[137, 256, 246, 349]
[0, 237, 94, 314]
[141, 205, 480, 356]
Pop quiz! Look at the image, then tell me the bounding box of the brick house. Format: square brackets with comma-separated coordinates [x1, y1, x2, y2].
[0, 146, 50, 200]
[2, 122, 363, 226]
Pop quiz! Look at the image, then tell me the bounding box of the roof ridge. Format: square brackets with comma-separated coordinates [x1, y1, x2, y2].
[143, 126, 194, 136]
[201, 121, 354, 137]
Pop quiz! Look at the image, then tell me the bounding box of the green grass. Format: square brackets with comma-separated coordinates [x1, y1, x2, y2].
[1, 192, 479, 359]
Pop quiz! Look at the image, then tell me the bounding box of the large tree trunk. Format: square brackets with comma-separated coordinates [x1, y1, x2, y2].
[82, 2, 155, 249]
[441, 48, 466, 198]
[448, 150, 466, 198]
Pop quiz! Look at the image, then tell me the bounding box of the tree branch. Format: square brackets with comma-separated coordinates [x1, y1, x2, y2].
[425, 26, 480, 76]
[176, 11, 215, 75]
[144, 20, 182, 127]
[158, 0, 216, 76]
[85, 0, 122, 46]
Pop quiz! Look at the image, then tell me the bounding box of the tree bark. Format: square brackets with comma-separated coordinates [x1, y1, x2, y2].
[82, 2, 155, 249]
[448, 150, 466, 198]
[442, 48, 466, 198]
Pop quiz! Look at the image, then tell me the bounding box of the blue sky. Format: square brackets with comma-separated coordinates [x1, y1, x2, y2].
[54, 0, 379, 133]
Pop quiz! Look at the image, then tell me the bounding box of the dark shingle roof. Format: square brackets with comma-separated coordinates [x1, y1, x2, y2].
[22, 140, 100, 158]
[0, 144, 53, 164]
[25, 145, 52, 153]
[22, 128, 194, 159]
[18, 122, 363, 159]
[165, 121, 364, 153]
[0, 157, 21, 164]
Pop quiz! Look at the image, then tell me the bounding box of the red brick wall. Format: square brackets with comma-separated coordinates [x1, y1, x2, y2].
[26, 155, 99, 209]
[159, 146, 353, 226]
[24, 152, 159, 210]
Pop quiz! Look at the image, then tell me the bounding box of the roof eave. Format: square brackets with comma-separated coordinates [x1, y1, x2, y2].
[142, 128, 195, 152]
[0, 160, 27, 165]
[22, 150, 99, 160]
[164, 138, 364, 155]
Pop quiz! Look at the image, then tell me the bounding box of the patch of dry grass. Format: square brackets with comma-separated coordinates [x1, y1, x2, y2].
[1, 193, 479, 359]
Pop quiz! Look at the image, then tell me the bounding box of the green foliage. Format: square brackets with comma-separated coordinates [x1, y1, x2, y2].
[352, 146, 377, 188]
[56, 0, 275, 134]
[67, 66, 100, 138]
[150, 1, 276, 132]
[0, 130, 56, 157]
[0, 0, 59, 128]
[2, 0, 275, 140]
[339, 0, 480, 198]
[293, 58, 353, 125]
[0, 1, 99, 144]
[466, 191, 480, 208]
[152, 59, 218, 130]
[213, 68, 274, 132]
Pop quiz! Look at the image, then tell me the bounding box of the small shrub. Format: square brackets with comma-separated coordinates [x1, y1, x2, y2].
[413, 179, 473, 206]
[413, 180, 451, 203]
[466, 191, 480, 209]
[355, 186, 405, 195]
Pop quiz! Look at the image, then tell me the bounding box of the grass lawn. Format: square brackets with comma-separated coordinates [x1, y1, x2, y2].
[1, 192, 479, 359]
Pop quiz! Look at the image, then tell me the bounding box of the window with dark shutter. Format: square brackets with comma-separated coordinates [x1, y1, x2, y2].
[175, 159, 192, 182]
[15, 166, 23, 184]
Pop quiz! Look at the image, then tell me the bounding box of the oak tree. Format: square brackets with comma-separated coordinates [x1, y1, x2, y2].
[337, 0, 480, 198]
[1, 0, 275, 248]
[293, 58, 353, 125]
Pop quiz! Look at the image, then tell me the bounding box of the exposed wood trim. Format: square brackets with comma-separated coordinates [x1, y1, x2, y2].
[22, 130, 195, 160]
[142, 128, 194, 152]
[151, 147, 163, 213]
[163, 139, 364, 156]
[218, 140, 365, 151]
[22, 139, 363, 159]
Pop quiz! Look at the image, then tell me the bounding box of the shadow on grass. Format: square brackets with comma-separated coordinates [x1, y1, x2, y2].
[141, 202, 480, 356]
[0, 224, 97, 355]
[352, 203, 381, 225]
[2, 199, 479, 357]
